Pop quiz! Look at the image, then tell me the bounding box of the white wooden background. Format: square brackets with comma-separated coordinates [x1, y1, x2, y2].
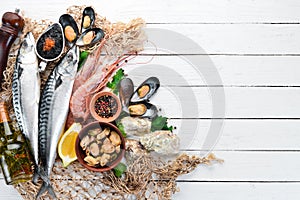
[1, 0, 300, 199]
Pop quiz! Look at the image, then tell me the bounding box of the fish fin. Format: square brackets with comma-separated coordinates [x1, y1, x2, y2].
[55, 76, 62, 90]
[36, 181, 57, 200]
[32, 167, 40, 185]
[17, 66, 23, 77]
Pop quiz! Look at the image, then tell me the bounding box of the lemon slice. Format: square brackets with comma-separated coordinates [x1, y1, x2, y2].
[58, 123, 82, 168]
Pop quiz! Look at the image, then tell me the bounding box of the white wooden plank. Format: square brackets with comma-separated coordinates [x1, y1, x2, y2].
[149, 87, 300, 118]
[128, 56, 300, 86]
[170, 119, 300, 150]
[144, 24, 300, 54]
[2, 0, 300, 23]
[174, 182, 300, 200]
[176, 151, 300, 181]
[0, 183, 22, 200]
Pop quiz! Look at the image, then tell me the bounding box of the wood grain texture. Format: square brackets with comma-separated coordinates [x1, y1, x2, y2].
[0, 0, 299, 199]
[2, 0, 300, 23]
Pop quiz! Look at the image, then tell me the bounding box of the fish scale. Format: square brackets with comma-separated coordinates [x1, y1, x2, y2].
[37, 44, 79, 199]
[12, 32, 40, 184]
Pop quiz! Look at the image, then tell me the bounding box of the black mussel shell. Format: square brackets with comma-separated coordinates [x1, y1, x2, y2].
[119, 78, 134, 108]
[128, 101, 158, 119]
[76, 28, 105, 47]
[130, 77, 160, 103]
[35, 23, 65, 61]
[59, 14, 79, 47]
[81, 7, 95, 33]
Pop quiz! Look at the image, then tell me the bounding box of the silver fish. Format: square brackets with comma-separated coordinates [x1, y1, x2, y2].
[12, 32, 40, 183]
[37, 45, 79, 199]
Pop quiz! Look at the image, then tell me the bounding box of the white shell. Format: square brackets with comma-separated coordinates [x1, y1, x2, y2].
[140, 131, 180, 155]
[121, 116, 151, 136]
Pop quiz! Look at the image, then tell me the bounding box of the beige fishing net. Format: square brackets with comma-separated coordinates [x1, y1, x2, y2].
[0, 5, 223, 200]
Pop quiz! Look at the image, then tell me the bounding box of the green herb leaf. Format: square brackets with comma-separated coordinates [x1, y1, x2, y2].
[106, 68, 125, 94]
[113, 162, 127, 178]
[151, 116, 174, 132]
[117, 122, 127, 138]
[78, 51, 89, 71]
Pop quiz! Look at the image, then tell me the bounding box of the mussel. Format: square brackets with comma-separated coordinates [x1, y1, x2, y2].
[130, 77, 160, 103]
[59, 14, 79, 47]
[119, 78, 134, 109]
[76, 28, 105, 47]
[81, 7, 95, 33]
[35, 23, 65, 71]
[128, 101, 158, 119]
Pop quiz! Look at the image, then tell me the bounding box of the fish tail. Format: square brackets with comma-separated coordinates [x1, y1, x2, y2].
[36, 181, 56, 199]
[32, 167, 40, 185]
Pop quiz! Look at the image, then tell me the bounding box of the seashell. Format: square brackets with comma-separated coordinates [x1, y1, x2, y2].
[109, 131, 121, 146]
[121, 116, 151, 136]
[84, 156, 99, 166]
[88, 128, 101, 136]
[125, 139, 148, 163]
[35, 23, 65, 61]
[119, 78, 134, 109]
[81, 7, 95, 33]
[130, 77, 160, 103]
[76, 28, 104, 47]
[140, 131, 180, 155]
[128, 101, 158, 119]
[59, 14, 79, 47]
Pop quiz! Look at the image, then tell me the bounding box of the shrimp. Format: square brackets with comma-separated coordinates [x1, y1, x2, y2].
[70, 54, 132, 121]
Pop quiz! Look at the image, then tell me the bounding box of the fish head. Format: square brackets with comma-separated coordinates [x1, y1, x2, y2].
[57, 45, 80, 77]
[17, 32, 37, 64]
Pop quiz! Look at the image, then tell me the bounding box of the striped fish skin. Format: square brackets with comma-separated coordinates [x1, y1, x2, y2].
[37, 45, 79, 198]
[12, 32, 40, 182]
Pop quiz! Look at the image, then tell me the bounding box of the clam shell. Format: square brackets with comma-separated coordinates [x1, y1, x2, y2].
[59, 14, 79, 47]
[130, 77, 160, 103]
[76, 28, 105, 47]
[81, 7, 95, 33]
[128, 101, 158, 119]
[35, 23, 65, 61]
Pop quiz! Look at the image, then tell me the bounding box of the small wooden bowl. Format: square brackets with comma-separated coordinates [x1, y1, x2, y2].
[75, 121, 125, 172]
[89, 91, 122, 123]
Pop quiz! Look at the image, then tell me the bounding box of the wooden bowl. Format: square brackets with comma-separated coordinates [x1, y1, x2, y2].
[75, 121, 125, 172]
[89, 91, 122, 123]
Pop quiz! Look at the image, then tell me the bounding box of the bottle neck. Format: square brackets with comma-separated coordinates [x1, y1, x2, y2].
[0, 102, 10, 123]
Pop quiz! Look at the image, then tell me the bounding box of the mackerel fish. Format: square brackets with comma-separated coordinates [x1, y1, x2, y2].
[12, 32, 40, 183]
[37, 45, 79, 199]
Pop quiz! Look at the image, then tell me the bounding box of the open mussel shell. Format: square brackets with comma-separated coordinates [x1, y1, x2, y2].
[130, 77, 160, 103]
[35, 23, 65, 61]
[59, 14, 79, 47]
[128, 101, 158, 119]
[76, 28, 105, 47]
[119, 78, 134, 109]
[81, 7, 95, 33]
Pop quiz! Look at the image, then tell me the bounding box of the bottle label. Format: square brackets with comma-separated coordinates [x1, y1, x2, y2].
[0, 102, 10, 123]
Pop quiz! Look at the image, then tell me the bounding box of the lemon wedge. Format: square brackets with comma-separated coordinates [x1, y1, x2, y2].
[58, 123, 82, 168]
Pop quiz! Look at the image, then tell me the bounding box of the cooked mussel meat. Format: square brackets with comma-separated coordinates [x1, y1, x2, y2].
[128, 101, 158, 119]
[81, 7, 95, 33]
[36, 23, 64, 61]
[130, 77, 160, 103]
[119, 78, 134, 108]
[59, 14, 79, 46]
[76, 28, 105, 47]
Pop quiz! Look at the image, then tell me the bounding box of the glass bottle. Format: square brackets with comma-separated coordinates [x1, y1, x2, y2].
[0, 102, 33, 185]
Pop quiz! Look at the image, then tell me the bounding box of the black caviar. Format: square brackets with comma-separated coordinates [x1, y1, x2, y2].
[37, 23, 64, 59]
[95, 95, 118, 118]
